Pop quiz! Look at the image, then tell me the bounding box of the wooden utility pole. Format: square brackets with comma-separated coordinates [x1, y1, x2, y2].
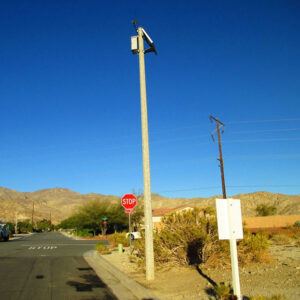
[15, 211, 18, 234]
[210, 115, 242, 299]
[210, 115, 226, 199]
[31, 201, 34, 227]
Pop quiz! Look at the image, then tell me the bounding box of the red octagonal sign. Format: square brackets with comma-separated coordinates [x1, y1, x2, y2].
[121, 194, 137, 209]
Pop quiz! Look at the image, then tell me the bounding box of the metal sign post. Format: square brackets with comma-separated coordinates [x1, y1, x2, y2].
[122, 194, 137, 255]
[129, 211, 132, 254]
[216, 198, 243, 300]
[227, 199, 241, 300]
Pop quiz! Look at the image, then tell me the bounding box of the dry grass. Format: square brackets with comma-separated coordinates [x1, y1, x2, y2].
[270, 234, 292, 245]
[249, 295, 286, 300]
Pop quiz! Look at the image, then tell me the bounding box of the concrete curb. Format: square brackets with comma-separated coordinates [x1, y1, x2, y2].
[84, 250, 159, 300]
[10, 232, 34, 241]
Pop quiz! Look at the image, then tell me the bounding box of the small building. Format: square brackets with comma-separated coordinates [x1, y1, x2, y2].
[152, 205, 194, 229]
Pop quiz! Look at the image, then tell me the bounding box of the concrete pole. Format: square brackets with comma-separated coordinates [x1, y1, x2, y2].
[137, 27, 155, 280]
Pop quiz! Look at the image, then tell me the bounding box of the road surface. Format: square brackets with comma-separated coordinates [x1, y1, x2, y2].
[0, 232, 117, 300]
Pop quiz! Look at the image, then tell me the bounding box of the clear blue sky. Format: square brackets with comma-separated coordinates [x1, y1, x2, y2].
[1, 1, 300, 198]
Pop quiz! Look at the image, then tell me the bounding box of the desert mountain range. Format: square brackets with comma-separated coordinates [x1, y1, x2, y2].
[0, 187, 299, 224]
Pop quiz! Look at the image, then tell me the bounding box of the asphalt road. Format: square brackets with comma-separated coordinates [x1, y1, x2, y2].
[0, 232, 117, 300]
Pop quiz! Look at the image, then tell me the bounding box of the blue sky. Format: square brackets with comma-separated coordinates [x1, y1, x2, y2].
[1, 1, 299, 198]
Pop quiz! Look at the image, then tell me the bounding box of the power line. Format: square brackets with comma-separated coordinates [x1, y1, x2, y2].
[150, 118, 300, 135]
[230, 128, 300, 134]
[227, 118, 300, 125]
[156, 184, 300, 194]
[223, 137, 300, 144]
[1, 122, 300, 156]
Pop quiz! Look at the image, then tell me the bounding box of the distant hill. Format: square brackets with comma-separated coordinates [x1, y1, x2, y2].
[0, 187, 299, 224]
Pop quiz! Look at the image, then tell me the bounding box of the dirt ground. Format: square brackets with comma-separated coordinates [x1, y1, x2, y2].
[102, 242, 300, 300]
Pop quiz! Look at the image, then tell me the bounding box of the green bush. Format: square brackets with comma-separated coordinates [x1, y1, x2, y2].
[5, 222, 15, 236]
[77, 228, 94, 237]
[17, 220, 33, 233]
[95, 242, 111, 255]
[108, 232, 129, 247]
[255, 204, 277, 216]
[294, 221, 300, 227]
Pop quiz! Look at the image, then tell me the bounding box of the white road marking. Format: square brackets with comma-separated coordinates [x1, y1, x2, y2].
[28, 245, 58, 250]
[23, 243, 97, 246]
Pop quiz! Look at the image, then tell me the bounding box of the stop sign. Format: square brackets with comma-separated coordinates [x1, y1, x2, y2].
[121, 194, 137, 209]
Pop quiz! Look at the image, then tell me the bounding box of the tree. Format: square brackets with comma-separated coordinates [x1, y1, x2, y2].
[57, 199, 133, 234]
[109, 203, 128, 232]
[36, 219, 52, 232]
[17, 219, 33, 233]
[5, 222, 15, 235]
[58, 214, 85, 230]
[255, 203, 277, 216]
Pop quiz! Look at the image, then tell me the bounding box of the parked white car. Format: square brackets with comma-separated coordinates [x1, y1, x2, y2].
[126, 231, 141, 240]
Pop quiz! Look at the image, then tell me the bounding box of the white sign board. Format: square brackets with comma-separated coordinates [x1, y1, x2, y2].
[216, 198, 243, 240]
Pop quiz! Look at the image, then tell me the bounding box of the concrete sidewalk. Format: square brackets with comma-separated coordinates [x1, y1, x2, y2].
[84, 250, 159, 300]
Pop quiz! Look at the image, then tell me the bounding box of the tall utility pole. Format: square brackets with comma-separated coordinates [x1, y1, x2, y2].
[15, 211, 18, 234]
[31, 201, 34, 228]
[210, 115, 242, 299]
[131, 21, 157, 280]
[210, 115, 226, 199]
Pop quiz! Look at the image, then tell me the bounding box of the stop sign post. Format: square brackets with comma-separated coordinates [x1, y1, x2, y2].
[121, 194, 137, 254]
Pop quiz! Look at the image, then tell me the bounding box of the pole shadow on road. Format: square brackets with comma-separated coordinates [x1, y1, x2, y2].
[66, 269, 117, 299]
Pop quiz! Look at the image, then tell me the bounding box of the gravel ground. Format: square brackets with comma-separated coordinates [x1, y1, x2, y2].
[102, 244, 300, 299]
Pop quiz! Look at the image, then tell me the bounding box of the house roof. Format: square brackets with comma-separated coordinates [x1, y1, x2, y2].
[152, 205, 194, 217]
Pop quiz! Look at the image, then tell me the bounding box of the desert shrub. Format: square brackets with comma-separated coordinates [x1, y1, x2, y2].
[238, 232, 271, 264]
[95, 242, 111, 255]
[133, 208, 218, 266]
[108, 232, 129, 247]
[132, 208, 271, 268]
[207, 282, 234, 300]
[255, 204, 277, 216]
[294, 221, 300, 227]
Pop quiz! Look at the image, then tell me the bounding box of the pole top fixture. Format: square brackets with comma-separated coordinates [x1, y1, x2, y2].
[132, 20, 138, 32]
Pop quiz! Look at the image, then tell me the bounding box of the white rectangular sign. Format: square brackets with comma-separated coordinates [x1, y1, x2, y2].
[216, 198, 243, 240]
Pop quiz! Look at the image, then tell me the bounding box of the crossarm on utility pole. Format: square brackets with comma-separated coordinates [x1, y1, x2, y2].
[210, 115, 226, 199]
